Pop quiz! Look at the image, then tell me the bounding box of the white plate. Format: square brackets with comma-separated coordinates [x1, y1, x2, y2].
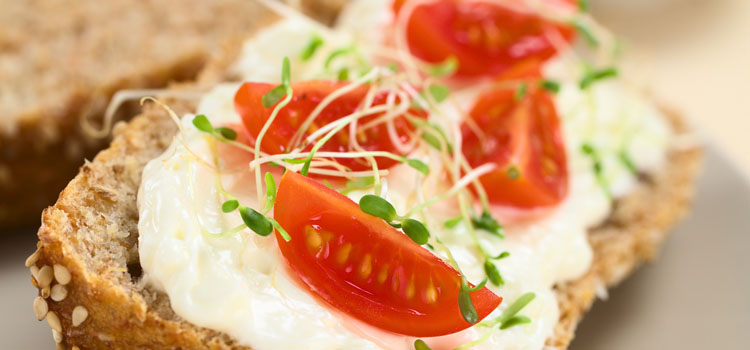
[1, 147, 748, 349]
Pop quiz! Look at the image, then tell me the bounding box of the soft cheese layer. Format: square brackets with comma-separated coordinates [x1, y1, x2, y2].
[138, 2, 673, 349]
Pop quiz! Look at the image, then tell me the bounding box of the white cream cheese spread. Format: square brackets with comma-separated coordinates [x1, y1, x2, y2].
[138, 1, 673, 349]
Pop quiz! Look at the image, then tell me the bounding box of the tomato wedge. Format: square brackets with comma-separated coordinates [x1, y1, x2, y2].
[395, 0, 575, 78]
[462, 86, 568, 208]
[274, 171, 502, 336]
[234, 81, 421, 172]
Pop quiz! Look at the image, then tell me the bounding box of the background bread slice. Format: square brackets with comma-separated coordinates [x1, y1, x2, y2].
[0, 0, 284, 229]
[25, 94, 700, 348]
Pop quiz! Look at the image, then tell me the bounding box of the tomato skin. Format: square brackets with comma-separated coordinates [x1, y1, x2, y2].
[234, 81, 420, 172]
[274, 171, 502, 337]
[462, 87, 568, 208]
[396, 0, 575, 78]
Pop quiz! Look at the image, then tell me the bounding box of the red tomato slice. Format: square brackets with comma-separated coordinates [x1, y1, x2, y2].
[462, 86, 568, 208]
[395, 0, 575, 78]
[274, 171, 502, 337]
[235, 81, 421, 173]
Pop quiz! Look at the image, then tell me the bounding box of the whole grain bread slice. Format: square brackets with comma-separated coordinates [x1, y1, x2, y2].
[25, 93, 701, 349]
[0, 0, 287, 229]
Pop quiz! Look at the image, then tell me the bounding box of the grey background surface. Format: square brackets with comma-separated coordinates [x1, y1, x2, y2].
[1, 147, 748, 349]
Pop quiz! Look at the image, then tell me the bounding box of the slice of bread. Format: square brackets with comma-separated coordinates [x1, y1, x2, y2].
[0, 0, 284, 229]
[25, 95, 701, 349]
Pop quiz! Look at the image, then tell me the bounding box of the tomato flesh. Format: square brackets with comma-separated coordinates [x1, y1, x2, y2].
[462, 87, 568, 208]
[274, 171, 502, 337]
[234, 81, 420, 172]
[396, 0, 575, 78]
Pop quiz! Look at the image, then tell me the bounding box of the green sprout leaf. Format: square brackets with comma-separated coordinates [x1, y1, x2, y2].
[359, 195, 398, 222]
[421, 131, 443, 151]
[262, 57, 292, 107]
[402, 218, 430, 245]
[484, 260, 505, 286]
[427, 84, 450, 103]
[407, 158, 430, 176]
[428, 56, 458, 77]
[492, 251, 510, 260]
[264, 172, 277, 213]
[281, 56, 291, 86]
[221, 199, 240, 213]
[498, 292, 536, 328]
[262, 84, 288, 108]
[240, 206, 273, 237]
[215, 127, 237, 141]
[458, 280, 479, 324]
[268, 217, 291, 242]
[420, 128, 453, 153]
[540, 79, 560, 94]
[444, 216, 463, 228]
[192, 114, 213, 133]
[414, 339, 432, 350]
[581, 143, 596, 155]
[324, 46, 355, 69]
[300, 157, 313, 177]
[572, 21, 599, 48]
[300, 34, 324, 61]
[619, 150, 637, 174]
[499, 315, 532, 330]
[514, 83, 528, 101]
[462, 278, 488, 293]
[281, 158, 308, 164]
[578, 0, 590, 12]
[581, 143, 612, 199]
[472, 211, 504, 238]
[337, 68, 350, 81]
[411, 119, 453, 153]
[580, 67, 618, 89]
[506, 165, 521, 180]
[342, 176, 375, 194]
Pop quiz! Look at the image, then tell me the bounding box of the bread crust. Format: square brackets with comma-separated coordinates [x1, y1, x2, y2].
[33, 101, 253, 349]
[547, 107, 702, 347]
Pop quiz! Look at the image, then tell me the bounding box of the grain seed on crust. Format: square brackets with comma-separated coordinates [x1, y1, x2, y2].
[30, 265, 40, 286]
[37, 265, 54, 288]
[72, 306, 88, 327]
[72, 346, 80, 350]
[25, 248, 40, 267]
[41, 286, 51, 299]
[53, 264, 71, 285]
[52, 329, 63, 343]
[51, 284, 67, 302]
[33, 296, 48, 321]
[47, 311, 62, 332]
